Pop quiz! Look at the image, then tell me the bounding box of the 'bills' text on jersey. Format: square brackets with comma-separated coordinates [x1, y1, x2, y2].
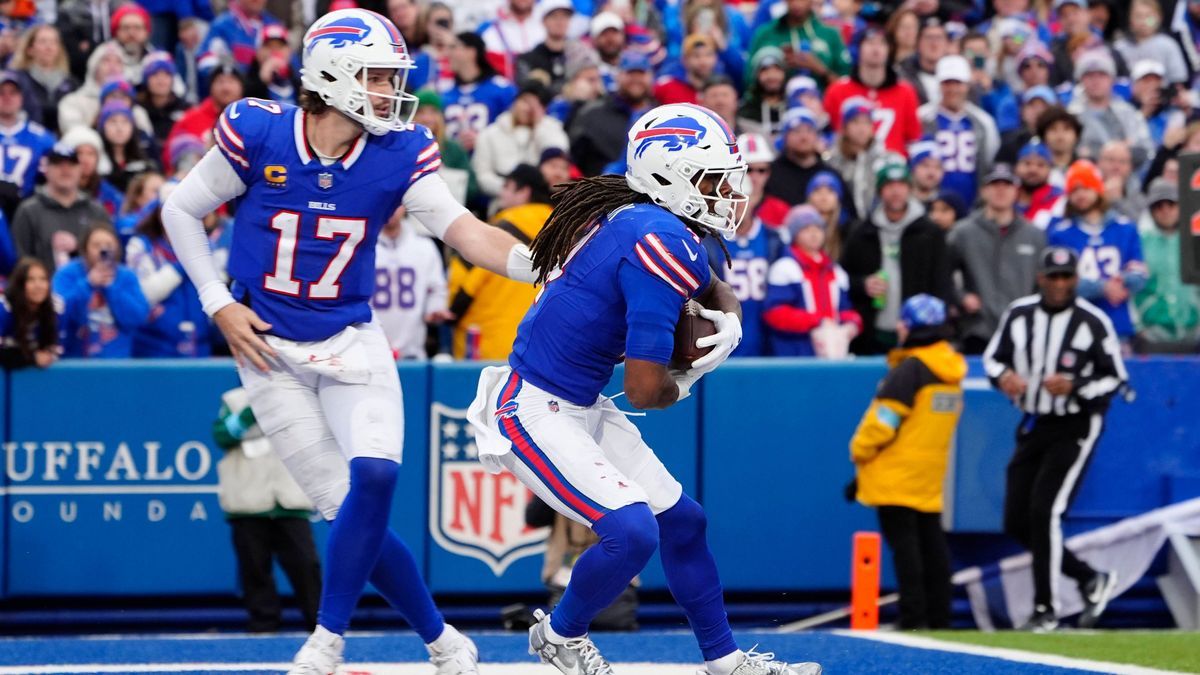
[509, 203, 714, 406]
[214, 97, 443, 341]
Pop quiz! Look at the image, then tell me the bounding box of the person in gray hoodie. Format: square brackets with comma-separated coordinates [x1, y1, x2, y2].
[948, 164, 1046, 354]
[840, 160, 953, 355]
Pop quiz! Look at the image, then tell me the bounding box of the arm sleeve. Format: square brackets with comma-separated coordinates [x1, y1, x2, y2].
[161, 147, 247, 317]
[402, 172, 471, 240]
[425, 244, 449, 314]
[619, 260, 685, 365]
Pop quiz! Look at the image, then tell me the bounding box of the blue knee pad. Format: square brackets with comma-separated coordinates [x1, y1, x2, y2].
[657, 493, 707, 548]
[550, 503, 658, 638]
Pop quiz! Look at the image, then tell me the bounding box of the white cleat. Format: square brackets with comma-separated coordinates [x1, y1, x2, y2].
[698, 647, 823, 675]
[287, 626, 344, 675]
[426, 629, 481, 674]
[528, 608, 615, 675]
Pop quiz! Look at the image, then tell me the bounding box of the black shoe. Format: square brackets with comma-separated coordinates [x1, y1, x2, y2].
[1018, 605, 1058, 632]
[1078, 570, 1118, 629]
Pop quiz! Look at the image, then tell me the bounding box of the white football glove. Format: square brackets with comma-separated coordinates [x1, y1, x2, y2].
[672, 309, 742, 400]
[691, 308, 741, 371]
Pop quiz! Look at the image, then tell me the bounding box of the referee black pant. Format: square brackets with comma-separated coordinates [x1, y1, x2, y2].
[1003, 413, 1104, 611]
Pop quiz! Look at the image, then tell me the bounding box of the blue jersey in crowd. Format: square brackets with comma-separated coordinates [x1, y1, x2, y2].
[127, 234, 211, 357]
[214, 97, 441, 341]
[0, 117, 55, 198]
[510, 203, 713, 406]
[930, 111, 983, 206]
[439, 77, 517, 143]
[703, 218, 781, 357]
[53, 259, 150, 358]
[1047, 216, 1148, 337]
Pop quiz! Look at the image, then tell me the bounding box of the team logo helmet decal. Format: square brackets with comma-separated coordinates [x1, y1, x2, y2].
[633, 116, 708, 159]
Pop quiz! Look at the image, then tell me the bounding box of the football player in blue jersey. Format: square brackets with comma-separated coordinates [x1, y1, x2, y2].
[468, 104, 821, 675]
[1047, 160, 1147, 344]
[161, 9, 540, 675]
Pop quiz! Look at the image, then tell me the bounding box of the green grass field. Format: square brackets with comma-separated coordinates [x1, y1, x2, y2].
[921, 630, 1200, 673]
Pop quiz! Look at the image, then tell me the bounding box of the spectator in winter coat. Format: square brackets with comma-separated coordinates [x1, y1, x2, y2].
[894, 17, 949, 106]
[515, 0, 574, 94]
[918, 55, 1001, 208]
[1015, 139, 1064, 230]
[164, 63, 243, 174]
[1130, 60, 1188, 150]
[948, 164, 1046, 354]
[472, 79, 569, 199]
[996, 86, 1057, 164]
[61, 126, 123, 218]
[654, 33, 718, 105]
[98, 101, 159, 194]
[481, 0, 545, 80]
[764, 108, 852, 217]
[805, 170, 847, 260]
[736, 47, 787, 139]
[58, 43, 129, 135]
[1135, 179, 1200, 352]
[908, 139, 943, 206]
[52, 223, 149, 358]
[765, 205, 861, 357]
[0, 71, 56, 218]
[100, 3, 152, 84]
[10, 25, 77, 135]
[126, 203, 209, 357]
[825, 96, 884, 219]
[568, 50, 657, 176]
[840, 161, 953, 354]
[12, 144, 113, 273]
[1115, 0, 1189, 84]
[137, 51, 187, 147]
[243, 24, 300, 106]
[1037, 105, 1082, 186]
[849, 293, 963, 630]
[0, 257, 60, 370]
[1067, 50, 1154, 170]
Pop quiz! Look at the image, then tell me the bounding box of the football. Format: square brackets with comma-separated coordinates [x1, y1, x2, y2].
[671, 300, 717, 370]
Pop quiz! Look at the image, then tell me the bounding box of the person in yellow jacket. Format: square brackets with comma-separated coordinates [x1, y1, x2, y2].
[448, 164, 553, 360]
[849, 293, 966, 629]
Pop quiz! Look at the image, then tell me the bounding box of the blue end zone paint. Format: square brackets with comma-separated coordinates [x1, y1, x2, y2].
[0, 631, 1101, 674]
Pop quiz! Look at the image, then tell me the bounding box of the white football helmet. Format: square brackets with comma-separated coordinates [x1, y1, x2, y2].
[300, 9, 418, 135]
[625, 104, 749, 236]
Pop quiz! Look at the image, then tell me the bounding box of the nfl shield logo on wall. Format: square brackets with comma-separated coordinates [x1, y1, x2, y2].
[318, 172, 333, 190]
[429, 403, 547, 576]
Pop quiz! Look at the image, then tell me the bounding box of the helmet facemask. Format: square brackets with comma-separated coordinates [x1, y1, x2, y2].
[674, 161, 748, 236]
[308, 56, 419, 135]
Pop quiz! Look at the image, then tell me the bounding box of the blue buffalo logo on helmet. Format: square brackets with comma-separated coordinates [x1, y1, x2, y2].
[307, 13, 407, 55]
[633, 115, 708, 159]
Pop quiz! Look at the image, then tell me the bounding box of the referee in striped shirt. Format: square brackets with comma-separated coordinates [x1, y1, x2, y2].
[983, 246, 1127, 632]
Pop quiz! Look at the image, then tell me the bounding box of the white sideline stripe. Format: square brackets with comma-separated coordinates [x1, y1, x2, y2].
[834, 630, 1191, 675]
[0, 664, 700, 674]
[0, 485, 219, 496]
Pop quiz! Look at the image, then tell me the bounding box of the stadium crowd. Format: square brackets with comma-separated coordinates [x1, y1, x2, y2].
[0, 0, 1198, 368]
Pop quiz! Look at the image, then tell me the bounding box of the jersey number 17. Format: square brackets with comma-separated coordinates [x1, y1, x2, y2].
[264, 212, 367, 299]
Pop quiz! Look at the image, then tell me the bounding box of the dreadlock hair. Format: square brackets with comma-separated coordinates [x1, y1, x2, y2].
[530, 175, 734, 283]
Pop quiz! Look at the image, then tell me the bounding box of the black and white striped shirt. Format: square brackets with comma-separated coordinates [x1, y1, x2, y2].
[983, 294, 1128, 416]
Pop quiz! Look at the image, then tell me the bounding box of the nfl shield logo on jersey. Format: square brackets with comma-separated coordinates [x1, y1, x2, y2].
[318, 172, 333, 190]
[429, 403, 547, 576]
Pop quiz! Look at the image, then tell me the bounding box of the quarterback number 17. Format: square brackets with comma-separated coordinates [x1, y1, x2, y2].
[264, 212, 367, 299]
